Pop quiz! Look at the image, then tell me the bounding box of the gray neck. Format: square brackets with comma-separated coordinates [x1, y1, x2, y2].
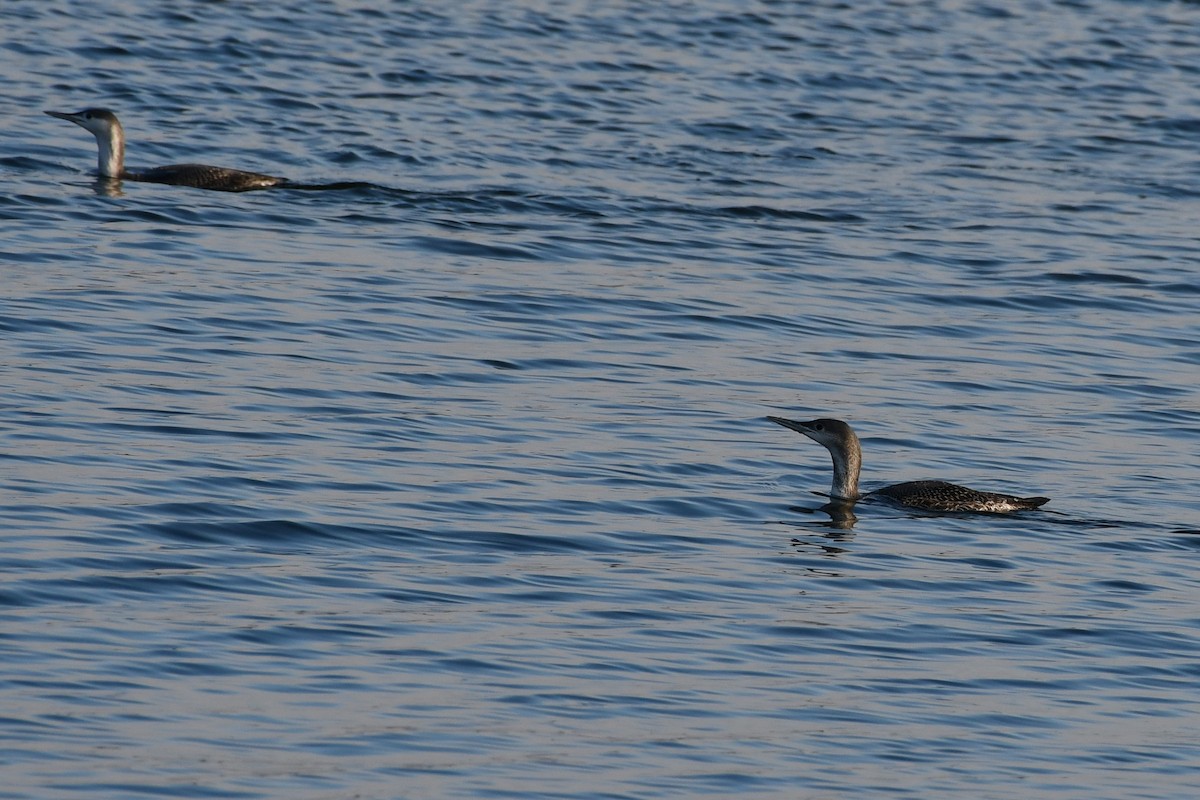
[96, 121, 125, 178]
[827, 434, 862, 500]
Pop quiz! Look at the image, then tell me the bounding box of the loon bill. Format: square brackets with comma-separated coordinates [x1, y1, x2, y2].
[45, 107, 286, 192]
[768, 416, 1050, 513]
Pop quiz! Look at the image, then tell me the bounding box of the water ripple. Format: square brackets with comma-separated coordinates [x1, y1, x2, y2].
[5, 1, 1200, 798]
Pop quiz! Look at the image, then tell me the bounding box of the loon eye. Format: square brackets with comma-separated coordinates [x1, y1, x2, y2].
[813, 423, 824, 431]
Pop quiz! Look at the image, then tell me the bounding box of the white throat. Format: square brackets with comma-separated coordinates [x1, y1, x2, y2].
[94, 122, 124, 178]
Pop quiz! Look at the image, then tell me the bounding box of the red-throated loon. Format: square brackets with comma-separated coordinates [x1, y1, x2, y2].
[768, 416, 1050, 513]
[45, 108, 286, 192]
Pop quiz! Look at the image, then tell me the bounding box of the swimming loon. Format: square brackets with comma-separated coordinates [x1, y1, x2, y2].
[45, 108, 286, 192]
[768, 416, 1050, 513]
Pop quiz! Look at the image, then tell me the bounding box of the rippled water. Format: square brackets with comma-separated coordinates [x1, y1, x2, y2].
[4, 1, 1200, 797]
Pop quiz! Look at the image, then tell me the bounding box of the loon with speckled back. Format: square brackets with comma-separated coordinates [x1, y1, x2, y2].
[768, 416, 1050, 513]
[46, 108, 286, 192]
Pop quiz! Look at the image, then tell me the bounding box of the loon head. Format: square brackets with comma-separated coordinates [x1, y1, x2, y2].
[768, 417, 858, 453]
[45, 108, 125, 179]
[45, 108, 122, 137]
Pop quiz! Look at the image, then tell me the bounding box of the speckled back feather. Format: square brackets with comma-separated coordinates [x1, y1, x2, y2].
[872, 480, 1050, 513]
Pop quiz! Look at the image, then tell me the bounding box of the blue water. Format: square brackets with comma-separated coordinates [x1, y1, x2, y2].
[4, 1, 1200, 797]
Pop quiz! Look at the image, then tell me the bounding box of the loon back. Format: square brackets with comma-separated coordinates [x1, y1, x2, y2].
[872, 480, 1050, 513]
[133, 164, 285, 192]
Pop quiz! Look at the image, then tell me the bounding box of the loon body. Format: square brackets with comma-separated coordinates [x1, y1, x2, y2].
[768, 416, 1049, 513]
[46, 108, 285, 192]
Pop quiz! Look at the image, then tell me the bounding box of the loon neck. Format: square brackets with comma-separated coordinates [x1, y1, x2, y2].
[96, 118, 125, 179]
[827, 434, 862, 501]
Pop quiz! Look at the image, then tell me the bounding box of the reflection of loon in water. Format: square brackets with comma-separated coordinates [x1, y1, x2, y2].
[46, 108, 286, 192]
[768, 416, 1050, 513]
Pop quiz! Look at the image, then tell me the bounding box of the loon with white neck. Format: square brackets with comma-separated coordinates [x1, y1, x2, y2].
[768, 416, 1050, 513]
[46, 108, 286, 192]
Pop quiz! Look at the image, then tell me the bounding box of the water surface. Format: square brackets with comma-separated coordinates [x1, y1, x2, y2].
[4, 1, 1200, 797]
